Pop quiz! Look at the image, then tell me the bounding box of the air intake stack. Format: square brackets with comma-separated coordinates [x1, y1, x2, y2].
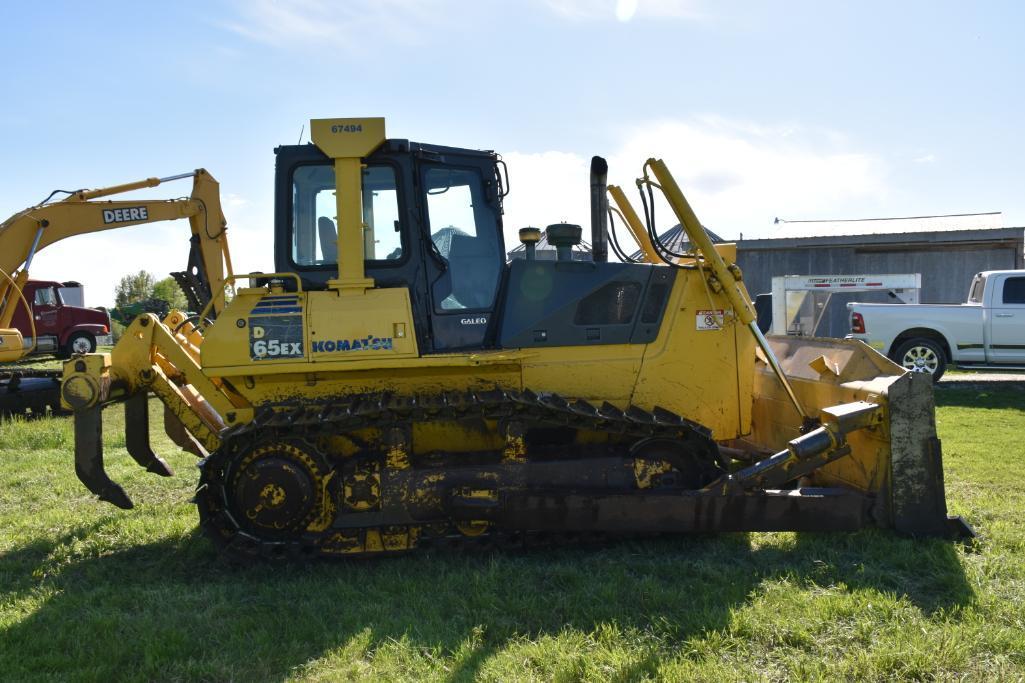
[518, 227, 541, 260]
[546, 223, 582, 262]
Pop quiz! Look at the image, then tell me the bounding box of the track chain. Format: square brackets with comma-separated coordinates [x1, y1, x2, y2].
[196, 389, 717, 561]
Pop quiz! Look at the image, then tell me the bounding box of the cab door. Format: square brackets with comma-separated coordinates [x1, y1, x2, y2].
[989, 274, 1025, 363]
[274, 144, 434, 356]
[32, 286, 60, 340]
[420, 160, 505, 351]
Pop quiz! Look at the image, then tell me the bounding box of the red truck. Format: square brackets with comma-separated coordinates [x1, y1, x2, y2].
[10, 280, 111, 358]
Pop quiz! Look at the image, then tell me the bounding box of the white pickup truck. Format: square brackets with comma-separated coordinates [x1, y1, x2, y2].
[846, 269, 1025, 380]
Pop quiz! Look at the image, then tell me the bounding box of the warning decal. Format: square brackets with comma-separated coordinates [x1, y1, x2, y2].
[696, 309, 725, 330]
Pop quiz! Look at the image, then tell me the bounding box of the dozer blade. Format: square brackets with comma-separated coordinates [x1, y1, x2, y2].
[887, 375, 974, 538]
[74, 405, 133, 510]
[125, 393, 174, 477]
[748, 336, 973, 539]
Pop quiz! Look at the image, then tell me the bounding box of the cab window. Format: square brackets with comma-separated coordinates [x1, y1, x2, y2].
[291, 165, 403, 266]
[424, 168, 501, 311]
[33, 287, 57, 306]
[1003, 277, 1025, 305]
[967, 274, 986, 304]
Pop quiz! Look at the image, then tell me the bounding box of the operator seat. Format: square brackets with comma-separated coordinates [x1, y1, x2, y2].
[318, 217, 338, 262]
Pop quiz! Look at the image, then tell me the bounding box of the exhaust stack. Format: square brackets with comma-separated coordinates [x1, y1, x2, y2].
[590, 156, 609, 262]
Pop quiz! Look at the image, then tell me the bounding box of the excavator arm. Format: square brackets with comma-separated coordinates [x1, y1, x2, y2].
[0, 169, 233, 361]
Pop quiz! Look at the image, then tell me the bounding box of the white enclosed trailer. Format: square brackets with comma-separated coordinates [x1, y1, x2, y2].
[770, 274, 921, 336]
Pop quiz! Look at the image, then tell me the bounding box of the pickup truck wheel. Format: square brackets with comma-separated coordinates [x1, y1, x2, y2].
[62, 332, 97, 358]
[892, 337, 946, 382]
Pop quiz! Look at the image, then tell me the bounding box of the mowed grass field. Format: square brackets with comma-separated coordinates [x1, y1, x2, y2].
[1, 387, 1023, 681]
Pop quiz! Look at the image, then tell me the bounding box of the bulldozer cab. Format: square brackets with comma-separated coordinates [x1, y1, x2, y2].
[272, 119, 677, 355]
[273, 130, 507, 352]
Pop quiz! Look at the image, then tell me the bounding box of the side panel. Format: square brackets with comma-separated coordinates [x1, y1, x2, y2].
[498, 260, 673, 348]
[936, 307, 985, 362]
[59, 324, 109, 346]
[224, 362, 522, 408]
[306, 288, 419, 363]
[521, 344, 645, 406]
[199, 288, 419, 371]
[631, 269, 754, 441]
[201, 292, 311, 369]
[850, 304, 984, 362]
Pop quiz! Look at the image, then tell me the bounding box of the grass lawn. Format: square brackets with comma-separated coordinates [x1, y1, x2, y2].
[1, 387, 1023, 681]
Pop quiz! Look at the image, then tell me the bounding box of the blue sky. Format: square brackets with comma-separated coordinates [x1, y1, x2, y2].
[1, 0, 1022, 305]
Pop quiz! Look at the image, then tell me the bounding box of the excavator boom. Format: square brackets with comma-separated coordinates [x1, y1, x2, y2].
[0, 169, 233, 415]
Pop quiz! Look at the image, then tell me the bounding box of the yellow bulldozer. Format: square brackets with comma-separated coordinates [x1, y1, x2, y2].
[42, 117, 970, 559]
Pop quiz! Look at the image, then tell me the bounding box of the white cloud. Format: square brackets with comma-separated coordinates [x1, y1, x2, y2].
[500, 116, 886, 251]
[914, 153, 936, 164]
[222, 0, 449, 48]
[499, 150, 590, 230]
[615, 0, 639, 22]
[224, 193, 248, 208]
[223, 0, 706, 50]
[543, 0, 703, 22]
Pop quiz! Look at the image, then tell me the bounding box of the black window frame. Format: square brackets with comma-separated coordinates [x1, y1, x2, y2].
[285, 159, 411, 273]
[420, 163, 504, 315]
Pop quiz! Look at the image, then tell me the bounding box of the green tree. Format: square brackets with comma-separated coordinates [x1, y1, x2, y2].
[152, 276, 188, 311]
[114, 270, 156, 308]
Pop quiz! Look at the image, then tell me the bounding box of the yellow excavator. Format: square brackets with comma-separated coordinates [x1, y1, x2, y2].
[0, 170, 233, 416]
[53, 117, 968, 559]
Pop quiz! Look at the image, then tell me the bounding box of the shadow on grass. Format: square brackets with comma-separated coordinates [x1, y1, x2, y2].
[0, 525, 972, 681]
[934, 385, 1025, 409]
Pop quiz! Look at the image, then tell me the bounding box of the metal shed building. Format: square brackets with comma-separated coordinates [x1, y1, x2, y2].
[735, 213, 1024, 337]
